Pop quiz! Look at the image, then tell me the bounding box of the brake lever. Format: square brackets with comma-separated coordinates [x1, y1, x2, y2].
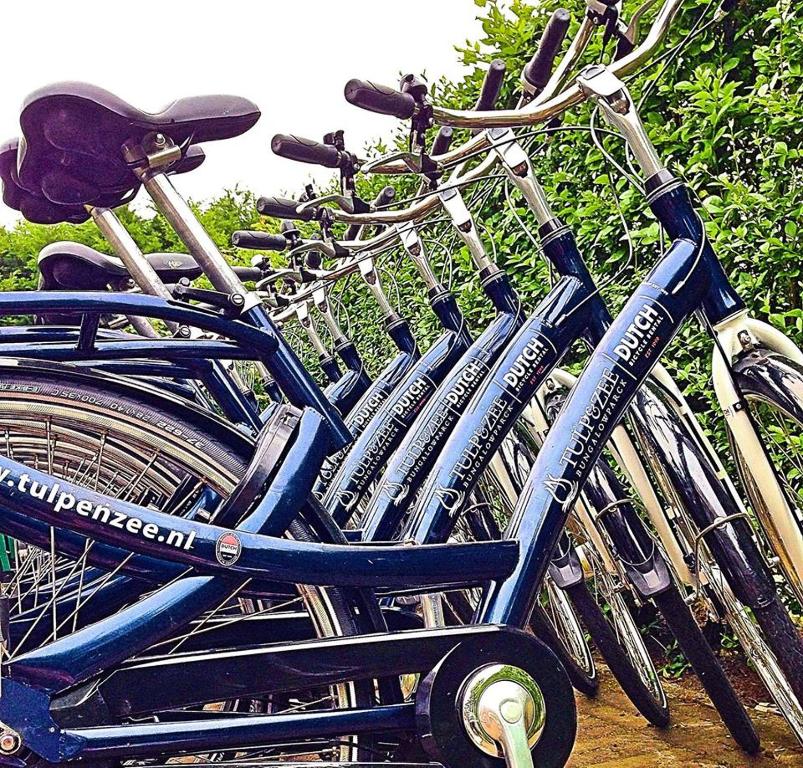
[260, 292, 281, 309]
[361, 150, 429, 175]
[297, 193, 357, 215]
[256, 267, 308, 289]
[589, 0, 630, 49]
[271, 303, 297, 323]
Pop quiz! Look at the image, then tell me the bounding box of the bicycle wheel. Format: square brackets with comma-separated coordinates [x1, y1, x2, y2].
[568, 427, 759, 751]
[534, 374, 755, 740]
[652, 584, 760, 753]
[487, 437, 668, 721]
[531, 576, 599, 697]
[0, 362, 378, 764]
[567, 578, 670, 727]
[715, 574, 803, 742]
[629, 377, 803, 743]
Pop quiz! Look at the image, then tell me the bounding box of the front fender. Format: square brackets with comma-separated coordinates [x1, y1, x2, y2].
[731, 347, 803, 422]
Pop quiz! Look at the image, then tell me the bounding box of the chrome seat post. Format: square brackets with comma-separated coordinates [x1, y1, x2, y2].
[124, 134, 260, 312]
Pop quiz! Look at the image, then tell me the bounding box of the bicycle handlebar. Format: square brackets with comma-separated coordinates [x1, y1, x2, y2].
[523, 8, 571, 92]
[343, 79, 417, 118]
[342, 14, 565, 123]
[257, 196, 316, 221]
[271, 134, 342, 168]
[428, 56, 505, 154]
[431, 126, 454, 156]
[231, 230, 288, 251]
[433, 0, 681, 130]
[371, 185, 397, 210]
[233, 266, 264, 282]
[360, 0, 683, 172]
[256, 0, 685, 231]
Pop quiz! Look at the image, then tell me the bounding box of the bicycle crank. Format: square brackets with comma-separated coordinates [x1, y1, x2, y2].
[461, 663, 545, 767]
[415, 628, 577, 768]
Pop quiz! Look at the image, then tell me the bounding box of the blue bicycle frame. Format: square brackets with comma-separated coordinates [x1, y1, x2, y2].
[322, 278, 471, 523]
[0, 52, 758, 760]
[399, 135, 694, 585]
[359, 270, 523, 541]
[479, 174, 743, 624]
[315, 313, 420, 492]
[0, 175, 729, 763]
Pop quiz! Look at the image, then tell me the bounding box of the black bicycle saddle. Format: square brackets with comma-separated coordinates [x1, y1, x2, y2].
[16, 82, 259, 207]
[37, 242, 206, 290]
[0, 139, 206, 224]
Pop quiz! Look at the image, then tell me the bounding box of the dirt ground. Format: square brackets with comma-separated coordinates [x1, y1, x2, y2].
[569, 673, 803, 767]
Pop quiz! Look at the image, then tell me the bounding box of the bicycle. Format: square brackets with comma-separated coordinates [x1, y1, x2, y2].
[0, 76, 584, 768]
[0, 1, 794, 766]
[338, 21, 803, 744]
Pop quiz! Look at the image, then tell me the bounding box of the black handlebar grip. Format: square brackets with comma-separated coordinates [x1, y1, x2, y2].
[232, 266, 264, 282]
[256, 196, 315, 222]
[344, 79, 416, 119]
[475, 59, 507, 110]
[231, 230, 288, 251]
[271, 134, 341, 168]
[431, 126, 454, 156]
[373, 185, 396, 208]
[523, 9, 571, 91]
[344, 186, 397, 240]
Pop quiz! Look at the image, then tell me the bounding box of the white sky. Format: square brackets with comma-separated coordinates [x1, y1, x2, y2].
[0, 1, 483, 225]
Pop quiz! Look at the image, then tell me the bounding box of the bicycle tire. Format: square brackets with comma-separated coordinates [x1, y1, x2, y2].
[717, 577, 803, 743]
[630, 378, 803, 743]
[0, 362, 379, 763]
[730, 348, 803, 603]
[567, 580, 671, 727]
[530, 599, 599, 697]
[652, 585, 760, 753]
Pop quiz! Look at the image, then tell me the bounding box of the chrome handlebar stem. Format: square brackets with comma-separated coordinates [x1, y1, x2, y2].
[576, 64, 665, 179]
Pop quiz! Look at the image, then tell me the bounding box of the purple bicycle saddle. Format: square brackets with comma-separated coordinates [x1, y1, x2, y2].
[17, 82, 259, 207]
[38, 242, 205, 290]
[38, 242, 128, 290]
[0, 139, 206, 225]
[0, 139, 90, 223]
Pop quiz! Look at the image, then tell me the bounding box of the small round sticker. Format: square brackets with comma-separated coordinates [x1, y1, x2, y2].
[215, 532, 242, 566]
